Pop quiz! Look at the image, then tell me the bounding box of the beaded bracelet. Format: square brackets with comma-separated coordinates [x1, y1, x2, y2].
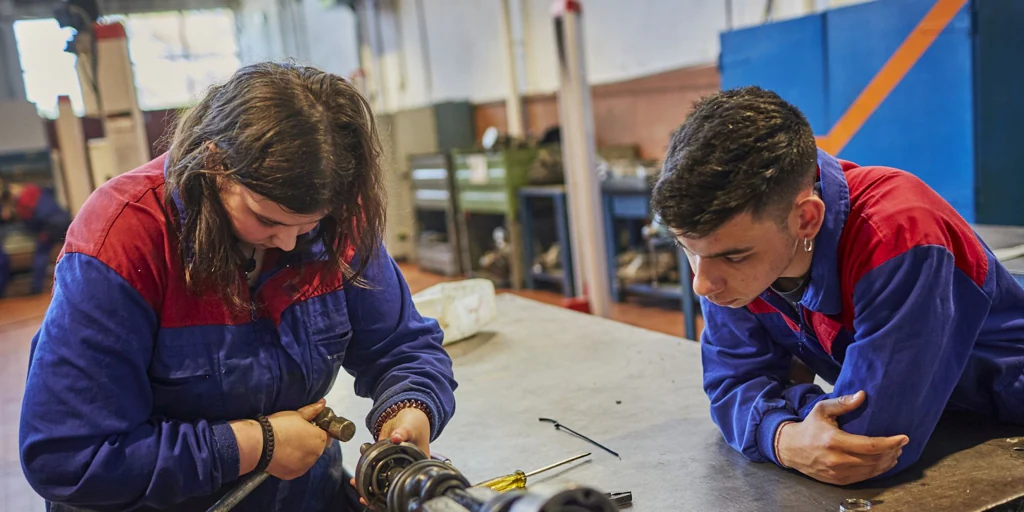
[373, 400, 433, 440]
[254, 415, 275, 473]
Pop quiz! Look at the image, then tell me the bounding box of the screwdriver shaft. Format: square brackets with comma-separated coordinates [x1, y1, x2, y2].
[524, 452, 591, 478]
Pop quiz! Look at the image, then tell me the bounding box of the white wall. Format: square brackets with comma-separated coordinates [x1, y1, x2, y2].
[301, 0, 362, 79]
[235, 0, 360, 81]
[0, 100, 47, 154]
[235, 0, 875, 113]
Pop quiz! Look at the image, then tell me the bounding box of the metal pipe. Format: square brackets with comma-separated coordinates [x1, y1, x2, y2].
[499, 0, 525, 138]
[553, 2, 612, 318]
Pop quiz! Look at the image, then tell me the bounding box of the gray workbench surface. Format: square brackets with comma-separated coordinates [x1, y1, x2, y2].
[977, 224, 1024, 275]
[327, 294, 1024, 512]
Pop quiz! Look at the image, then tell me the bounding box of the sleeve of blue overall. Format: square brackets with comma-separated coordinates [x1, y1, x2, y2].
[701, 297, 827, 465]
[342, 246, 458, 440]
[821, 245, 991, 477]
[19, 254, 239, 511]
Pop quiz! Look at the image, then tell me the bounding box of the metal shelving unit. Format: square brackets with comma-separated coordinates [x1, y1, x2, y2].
[410, 152, 464, 276]
[518, 185, 575, 297]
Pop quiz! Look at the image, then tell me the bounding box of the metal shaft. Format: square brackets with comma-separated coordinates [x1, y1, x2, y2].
[207, 472, 270, 512]
[524, 452, 591, 478]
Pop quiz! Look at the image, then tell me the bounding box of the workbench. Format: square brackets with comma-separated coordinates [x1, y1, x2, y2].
[327, 294, 1024, 512]
[975, 225, 1024, 288]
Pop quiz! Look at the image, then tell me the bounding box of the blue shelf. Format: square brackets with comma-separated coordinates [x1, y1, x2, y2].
[622, 282, 684, 301]
[519, 186, 575, 297]
[531, 271, 567, 285]
[601, 181, 700, 340]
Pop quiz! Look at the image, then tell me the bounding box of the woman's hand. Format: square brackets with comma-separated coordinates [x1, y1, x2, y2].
[230, 399, 332, 480]
[349, 407, 432, 507]
[267, 400, 333, 480]
[378, 407, 432, 457]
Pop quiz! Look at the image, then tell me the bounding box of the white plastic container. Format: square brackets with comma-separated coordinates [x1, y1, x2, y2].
[412, 279, 497, 345]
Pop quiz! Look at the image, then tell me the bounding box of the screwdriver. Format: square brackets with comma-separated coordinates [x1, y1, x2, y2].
[474, 453, 591, 492]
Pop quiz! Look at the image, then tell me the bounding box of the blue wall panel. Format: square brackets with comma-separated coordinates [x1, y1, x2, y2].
[719, 14, 830, 135]
[826, 0, 975, 220]
[973, 0, 1024, 225]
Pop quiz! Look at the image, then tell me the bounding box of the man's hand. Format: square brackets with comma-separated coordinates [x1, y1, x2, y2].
[378, 407, 432, 457]
[776, 391, 909, 485]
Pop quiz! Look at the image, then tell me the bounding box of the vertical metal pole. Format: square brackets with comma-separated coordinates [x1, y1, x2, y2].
[553, 1, 611, 318]
[499, 0, 525, 138]
[54, 97, 93, 215]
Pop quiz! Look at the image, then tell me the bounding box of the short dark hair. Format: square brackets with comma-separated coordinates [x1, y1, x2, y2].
[651, 86, 817, 238]
[165, 61, 386, 309]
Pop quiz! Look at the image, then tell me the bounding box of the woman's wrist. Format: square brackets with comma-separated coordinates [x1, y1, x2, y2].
[373, 399, 433, 439]
[229, 419, 263, 476]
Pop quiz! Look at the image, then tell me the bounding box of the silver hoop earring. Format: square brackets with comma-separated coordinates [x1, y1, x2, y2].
[803, 238, 814, 252]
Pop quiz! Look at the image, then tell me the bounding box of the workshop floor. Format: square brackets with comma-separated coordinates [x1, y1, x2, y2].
[0, 264, 700, 510]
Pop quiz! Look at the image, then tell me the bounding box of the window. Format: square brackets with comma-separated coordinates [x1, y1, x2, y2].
[113, 9, 241, 111]
[14, 8, 240, 118]
[13, 19, 86, 118]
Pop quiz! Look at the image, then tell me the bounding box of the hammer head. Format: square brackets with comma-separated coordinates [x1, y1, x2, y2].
[314, 407, 356, 442]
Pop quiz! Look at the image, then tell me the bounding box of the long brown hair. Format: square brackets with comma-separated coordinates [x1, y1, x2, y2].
[164, 61, 386, 307]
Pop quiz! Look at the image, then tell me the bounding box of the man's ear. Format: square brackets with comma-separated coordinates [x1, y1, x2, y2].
[796, 193, 826, 238]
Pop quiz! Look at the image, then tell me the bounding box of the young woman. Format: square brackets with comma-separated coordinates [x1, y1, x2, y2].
[19, 61, 457, 512]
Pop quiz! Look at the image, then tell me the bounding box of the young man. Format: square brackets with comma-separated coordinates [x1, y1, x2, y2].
[651, 86, 1024, 486]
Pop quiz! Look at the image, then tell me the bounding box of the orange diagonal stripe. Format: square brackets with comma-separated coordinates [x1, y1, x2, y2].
[818, 0, 969, 154]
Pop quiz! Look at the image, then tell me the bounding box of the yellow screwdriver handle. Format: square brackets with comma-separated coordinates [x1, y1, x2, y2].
[476, 470, 527, 492]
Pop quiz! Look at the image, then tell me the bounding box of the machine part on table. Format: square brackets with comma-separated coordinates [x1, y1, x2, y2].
[354, 439, 617, 512]
[355, 440, 429, 510]
[502, 482, 618, 512]
[474, 452, 591, 492]
[389, 459, 471, 511]
[839, 498, 872, 511]
[603, 491, 632, 509]
[206, 407, 357, 512]
[538, 418, 620, 459]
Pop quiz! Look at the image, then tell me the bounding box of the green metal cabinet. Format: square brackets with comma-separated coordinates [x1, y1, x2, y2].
[409, 152, 463, 276]
[452, 148, 539, 289]
[452, 149, 536, 215]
